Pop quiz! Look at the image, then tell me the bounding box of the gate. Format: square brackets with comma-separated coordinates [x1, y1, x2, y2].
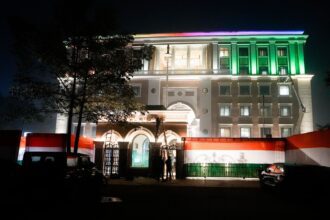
[103, 142, 119, 177]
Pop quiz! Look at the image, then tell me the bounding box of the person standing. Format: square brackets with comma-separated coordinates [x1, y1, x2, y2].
[165, 156, 172, 180]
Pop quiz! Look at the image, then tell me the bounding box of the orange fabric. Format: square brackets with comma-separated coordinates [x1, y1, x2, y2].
[70, 135, 94, 150]
[183, 138, 285, 151]
[287, 130, 330, 150]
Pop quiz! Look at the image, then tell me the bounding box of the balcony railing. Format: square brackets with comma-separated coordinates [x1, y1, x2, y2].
[134, 69, 231, 75]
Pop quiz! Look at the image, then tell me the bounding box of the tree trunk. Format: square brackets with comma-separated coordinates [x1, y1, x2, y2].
[66, 71, 76, 153]
[74, 76, 87, 154]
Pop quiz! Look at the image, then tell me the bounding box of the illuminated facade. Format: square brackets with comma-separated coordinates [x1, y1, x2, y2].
[57, 31, 315, 178]
[122, 30, 313, 139]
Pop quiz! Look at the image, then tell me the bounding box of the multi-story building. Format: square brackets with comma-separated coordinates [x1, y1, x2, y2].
[90, 31, 314, 178]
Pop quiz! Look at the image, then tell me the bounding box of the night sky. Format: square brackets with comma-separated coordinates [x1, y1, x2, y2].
[1, 0, 330, 126]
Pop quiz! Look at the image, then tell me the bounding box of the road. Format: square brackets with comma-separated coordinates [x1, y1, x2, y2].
[1, 178, 328, 219]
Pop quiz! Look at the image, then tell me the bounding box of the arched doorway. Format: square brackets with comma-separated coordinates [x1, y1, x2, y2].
[167, 102, 198, 137]
[131, 134, 150, 168]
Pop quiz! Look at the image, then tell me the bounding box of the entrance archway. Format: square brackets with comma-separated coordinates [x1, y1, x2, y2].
[131, 134, 150, 168]
[167, 102, 198, 137]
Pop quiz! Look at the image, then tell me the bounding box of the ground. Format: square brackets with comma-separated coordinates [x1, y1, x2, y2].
[1, 177, 328, 219]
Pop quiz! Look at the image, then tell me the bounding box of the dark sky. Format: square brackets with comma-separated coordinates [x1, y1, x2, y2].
[1, 0, 330, 126]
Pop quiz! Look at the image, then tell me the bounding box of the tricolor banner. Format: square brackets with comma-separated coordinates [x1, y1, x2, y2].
[286, 130, 330, 167]
[183, 138, 285, 164]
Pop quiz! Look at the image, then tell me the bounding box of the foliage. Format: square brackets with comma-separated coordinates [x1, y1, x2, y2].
[8, 0, 153, 152]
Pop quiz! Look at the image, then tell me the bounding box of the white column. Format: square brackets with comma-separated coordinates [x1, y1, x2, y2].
[297, 76, 314, 133]
[212, 43, 218, 74]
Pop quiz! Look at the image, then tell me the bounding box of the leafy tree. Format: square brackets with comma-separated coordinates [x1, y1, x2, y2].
[9, 0, 153, 153]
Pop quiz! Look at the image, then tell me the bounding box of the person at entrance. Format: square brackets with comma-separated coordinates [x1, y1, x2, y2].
[165, 156, 172, 180]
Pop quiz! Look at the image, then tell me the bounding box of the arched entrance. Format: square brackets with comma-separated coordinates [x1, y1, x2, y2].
[167, 102, 198, 137]
[131, 134, 150, 168]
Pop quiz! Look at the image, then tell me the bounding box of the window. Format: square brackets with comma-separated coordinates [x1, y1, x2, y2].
[240, 127, 251, 138]
[220, 48, 229, 57]
[258, 48, 268, 56]
[260, 105, 272, 117]
[220, 105, 231, 116]
[219, 47, 230, 70]
[239, 48, 249, 56]
[132, 85, 141, 97]
[260, 127, 272, 138]
[239, 66, 249, 75]
[219, 127, 231, 137]
[131, 134, 150, 168]
[240, 106, 250, 116]
[174, 45, 188, 69]
[239, 85, 250, 96]
[259, 85, 270, 96]
[279, 66, 288, 75]
[277, 48, 287, 57]
[219, 85, 231, 96]
[281, 127, 292, 137]
[280, 106, 291, 117]
[190, 45, 204, 69]
[279, 85, 290, 96]
[239, 47, 249, 75]
[259, 66, 268, 75]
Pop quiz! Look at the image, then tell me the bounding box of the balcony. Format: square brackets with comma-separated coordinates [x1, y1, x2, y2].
[134, 69, 231, 75]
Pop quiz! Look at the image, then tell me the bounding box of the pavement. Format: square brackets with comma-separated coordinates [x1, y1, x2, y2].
[106, 176, 260, 188]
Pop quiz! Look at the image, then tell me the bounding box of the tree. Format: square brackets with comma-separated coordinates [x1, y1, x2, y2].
[326, 70, 330, 87]
[9, 0, 153, 154]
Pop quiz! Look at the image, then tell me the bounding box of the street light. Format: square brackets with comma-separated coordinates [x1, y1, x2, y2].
[164, 44, 172, 108]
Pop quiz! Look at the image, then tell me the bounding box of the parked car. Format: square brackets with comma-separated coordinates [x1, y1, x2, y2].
[21, 152, 105, 203]
[259, 163, 330, 189]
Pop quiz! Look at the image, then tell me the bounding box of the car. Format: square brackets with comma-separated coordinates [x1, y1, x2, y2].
[259, 163, 330, 189]
[21, 152, 106, 203]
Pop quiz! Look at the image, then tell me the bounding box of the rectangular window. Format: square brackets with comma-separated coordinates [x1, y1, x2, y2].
[239, 48, 249, 56]
[259, 85, 270, 96]
[279, 66, 288, 75]
[220, 105, 231, 116]
[220, 48, 229, 57]
[258, 48, 268, 56]
[174, 45, 188, 69]
[239, 85, 251, 96]
[240, 127, 251, 138]
[279, 85, 290, 96]
[281, 128, 292, 137]
[240, 106, 250, 116]
[219, 47, 230, 70]
[190, 45, 204, 69]
[260, 127, 272, 138]
[280, 106, 291, 117]
[132, 85, 141, 97]
[260, 105, 272, 117]
[219, 85, 231, 96]
[259, 66, 268, 75]
[277, 48, 287, 57]
[219, 127, 231, 137]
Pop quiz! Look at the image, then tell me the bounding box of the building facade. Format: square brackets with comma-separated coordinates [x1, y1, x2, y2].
[121, 31, 313, 139]
[56, 31, 314, 178]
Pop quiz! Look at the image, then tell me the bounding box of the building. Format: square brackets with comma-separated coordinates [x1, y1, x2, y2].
[56, 31, 314, 178]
